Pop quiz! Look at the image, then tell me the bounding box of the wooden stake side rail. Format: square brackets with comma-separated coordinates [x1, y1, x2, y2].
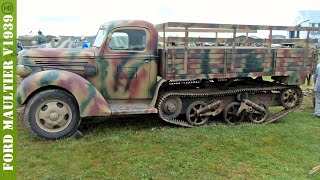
[157, 21, 319, 80]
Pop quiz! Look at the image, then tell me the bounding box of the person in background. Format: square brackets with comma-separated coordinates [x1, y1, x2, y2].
[37, 30, 46, 45]
[314, 63, 320, 117]
[81, 37, 90, 48]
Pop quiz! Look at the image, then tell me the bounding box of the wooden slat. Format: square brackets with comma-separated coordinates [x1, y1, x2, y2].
[160, 37, 318, 45]
[170, 67, 272, 75]
[172, 69, 225, 74]
[168, 48, 270, 54]
[228, 68, 267, 73]
[276, 61, 313, 67]
[226, 58, 267, 63]
[167, 71, 272, 80]
[161, 37, 228, 43]
[168, 58, 266, 64]
[167, 62, 267, 70]
[226, 54, 267, 59]
[168, 58, 224, 64]
[166, 47, 315, 54]
[274, 70, 310, 76]
[157, 22, 318, 31]
[168, 53, 225, 59]
[277, 53, 313, 58]
[167, 48, 228, 54]
[276, 57, 314, 63]
[159, 28, 257, 33]
[276, 66, 312, 71]
[167, 73, 225, 79]
[168, 63, 225, 70]
[277, 49, 315, 54]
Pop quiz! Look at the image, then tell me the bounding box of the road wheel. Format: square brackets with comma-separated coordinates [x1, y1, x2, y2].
[247, 104, 268, 124]
[24, 89, 80, 140]
[186, 101, 210, 126]
[223, 102, 245, 125]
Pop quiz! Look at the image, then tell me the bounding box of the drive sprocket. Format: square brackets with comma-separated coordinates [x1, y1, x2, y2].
[157, 95, 182, 120]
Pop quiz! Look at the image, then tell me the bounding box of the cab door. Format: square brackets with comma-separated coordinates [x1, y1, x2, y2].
[101, 27, 153, 100]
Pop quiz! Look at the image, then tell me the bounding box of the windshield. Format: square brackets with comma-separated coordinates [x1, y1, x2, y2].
[92, 29, 107, 48]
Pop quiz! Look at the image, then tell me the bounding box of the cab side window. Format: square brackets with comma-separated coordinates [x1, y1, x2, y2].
[109, 29, 146, 51]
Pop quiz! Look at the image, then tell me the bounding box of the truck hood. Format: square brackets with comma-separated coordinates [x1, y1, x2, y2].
[18, 48, 97, 78]
[20, 48, 95, 58]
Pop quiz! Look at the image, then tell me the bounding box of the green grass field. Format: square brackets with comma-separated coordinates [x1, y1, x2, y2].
[17, 93, 320, 179]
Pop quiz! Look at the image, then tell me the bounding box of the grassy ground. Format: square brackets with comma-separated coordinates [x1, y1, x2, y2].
[17, 93, 320, 179]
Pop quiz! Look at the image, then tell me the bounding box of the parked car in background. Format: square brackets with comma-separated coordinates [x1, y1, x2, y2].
[203, 42, 215, 46]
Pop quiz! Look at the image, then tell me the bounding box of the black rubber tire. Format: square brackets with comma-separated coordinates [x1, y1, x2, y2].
[24, 89, 80, 140]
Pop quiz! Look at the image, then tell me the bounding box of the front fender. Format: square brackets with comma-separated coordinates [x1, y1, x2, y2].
[17, 70, 111, 117]
[149, 79, 168, 107]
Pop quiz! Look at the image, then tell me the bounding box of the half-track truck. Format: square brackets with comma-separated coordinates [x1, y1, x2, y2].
[17, 20, 319, 139]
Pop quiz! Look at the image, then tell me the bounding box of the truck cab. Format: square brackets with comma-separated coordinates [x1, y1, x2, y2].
[90, 20, 159, 100]
[17, 20, 160, 139]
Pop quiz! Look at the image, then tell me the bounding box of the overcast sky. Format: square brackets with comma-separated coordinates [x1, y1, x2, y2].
[18, 0, 320, 36]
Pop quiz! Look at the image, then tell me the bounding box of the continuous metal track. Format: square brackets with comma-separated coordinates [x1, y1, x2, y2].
[157, 84, 303, 127]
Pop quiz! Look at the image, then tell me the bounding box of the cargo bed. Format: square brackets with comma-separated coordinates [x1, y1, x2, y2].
[156, 22, 318, 85]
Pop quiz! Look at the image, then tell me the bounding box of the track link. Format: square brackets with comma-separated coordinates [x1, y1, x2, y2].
[157, 85, 303, 127]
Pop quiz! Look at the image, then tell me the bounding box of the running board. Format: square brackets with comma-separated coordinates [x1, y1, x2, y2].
[109, 101, 158, 115]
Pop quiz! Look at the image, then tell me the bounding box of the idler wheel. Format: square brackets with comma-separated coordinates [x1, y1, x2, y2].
[281, 89, 299, 109]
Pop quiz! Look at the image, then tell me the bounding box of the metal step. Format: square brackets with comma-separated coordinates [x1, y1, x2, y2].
[109, 100, 157, 115]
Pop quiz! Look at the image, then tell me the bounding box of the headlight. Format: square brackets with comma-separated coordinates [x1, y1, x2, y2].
[17, 65, 32, 77]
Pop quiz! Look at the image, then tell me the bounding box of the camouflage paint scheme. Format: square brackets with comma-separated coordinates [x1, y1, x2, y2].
[17, 20, 318, 118]
[17, 70, 111, 117]
[17, 20, 159, 117]
[160, 48, 314, 85]
[98, 20, 158, 100]
[157, 22, 318, 85]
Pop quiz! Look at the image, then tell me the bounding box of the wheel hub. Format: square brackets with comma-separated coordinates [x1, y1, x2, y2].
[49, 112, 59, 121]
[164, 101, 177, 113]
[36, 101, 72, 132]
[288, 94, 294, 101]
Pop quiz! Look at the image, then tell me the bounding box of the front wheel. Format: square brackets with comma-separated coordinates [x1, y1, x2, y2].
[24, 89, 80, 140]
